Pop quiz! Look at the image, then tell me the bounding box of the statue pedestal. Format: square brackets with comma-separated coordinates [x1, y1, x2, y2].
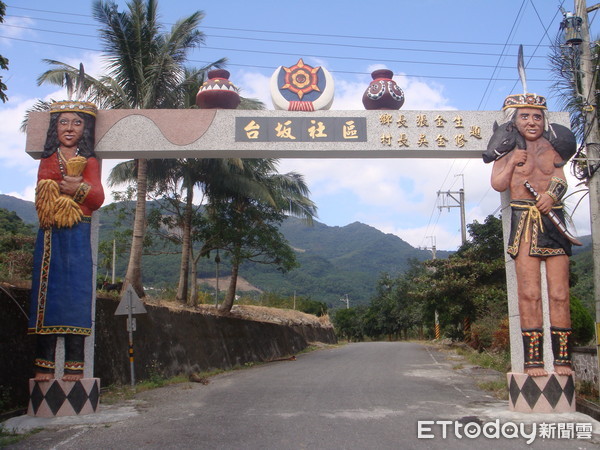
[507, 372, 575, 413]
[27, 378, 100, 417]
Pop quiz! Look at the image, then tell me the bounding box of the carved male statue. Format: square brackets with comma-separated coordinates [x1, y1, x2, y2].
[28, 101, 104, 381]
[490, 93, 576, 377]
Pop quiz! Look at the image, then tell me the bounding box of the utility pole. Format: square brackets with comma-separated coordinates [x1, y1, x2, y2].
[112, 239, 116, 284]
[566, 0, 600, 396]
[215, 250, 221, 307]
[422, 235, 440, 337]
[340, 294, 349, 309]
[437, 188, 467, 245]
[420, 235, 437, 259]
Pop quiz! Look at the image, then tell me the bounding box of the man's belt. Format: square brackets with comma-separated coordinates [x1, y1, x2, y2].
[524, 181, 582, 246]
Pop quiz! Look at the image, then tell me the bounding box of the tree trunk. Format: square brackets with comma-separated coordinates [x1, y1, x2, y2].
[177, 188, 193, 303]
[189, 250, 200, 307]
[123, 158, 147, 298]
[219, 249, 240, 313]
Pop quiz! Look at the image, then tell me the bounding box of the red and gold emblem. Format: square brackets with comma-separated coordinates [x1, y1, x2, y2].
[280, 59, 321, 100]
[270, 58, 335, 111]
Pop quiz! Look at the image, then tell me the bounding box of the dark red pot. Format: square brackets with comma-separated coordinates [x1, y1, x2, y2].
[196, 69, 241, 109]
[362, 69, 405, 110]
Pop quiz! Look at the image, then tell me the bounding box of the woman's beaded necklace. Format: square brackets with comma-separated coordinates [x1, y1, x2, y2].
[56, 148, 80, 178]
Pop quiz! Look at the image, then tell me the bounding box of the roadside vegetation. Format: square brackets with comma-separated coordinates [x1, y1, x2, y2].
[331, 214, 595, 407]
[332, 215, 594, 349]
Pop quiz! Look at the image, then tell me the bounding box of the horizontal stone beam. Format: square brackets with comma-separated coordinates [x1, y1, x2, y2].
[25, 109, 571, 160]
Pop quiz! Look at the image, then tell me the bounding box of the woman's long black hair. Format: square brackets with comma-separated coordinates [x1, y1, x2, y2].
[41, 111, 96, 158]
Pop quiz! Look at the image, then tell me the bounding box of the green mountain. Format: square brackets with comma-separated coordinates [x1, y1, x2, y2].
[1, 194, 593, 310]
[240, 219, 451, 306]
[0, 195, 39, 225]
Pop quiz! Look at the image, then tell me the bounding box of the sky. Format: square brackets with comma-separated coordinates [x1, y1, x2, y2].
[0, 0, 596, 251]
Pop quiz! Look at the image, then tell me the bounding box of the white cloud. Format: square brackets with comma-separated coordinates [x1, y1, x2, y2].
[237, 71, 273, 108]
[400, 75, 454, 111]
[0, 97, 40, 200]
[0, 16, 35, 43]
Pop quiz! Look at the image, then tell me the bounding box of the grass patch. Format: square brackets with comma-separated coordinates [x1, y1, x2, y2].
[439, 344, 509, 399]
[454, 346, 511, 373]
[0, 426, 41, 447]
[477, 379, 509, 400]
[100, 345, 332, 403]
[100, 374, 190, 405]
[576, 380, 600, 406]
[0, 427, 22, 447]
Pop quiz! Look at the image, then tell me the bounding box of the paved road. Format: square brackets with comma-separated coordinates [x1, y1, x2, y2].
[4, 342, 600, 449]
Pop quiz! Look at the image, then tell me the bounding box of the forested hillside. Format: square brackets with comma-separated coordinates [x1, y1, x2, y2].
[0, 194, 594, 311]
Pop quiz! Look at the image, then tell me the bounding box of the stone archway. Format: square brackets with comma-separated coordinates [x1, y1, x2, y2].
[25, 107, 574, 413]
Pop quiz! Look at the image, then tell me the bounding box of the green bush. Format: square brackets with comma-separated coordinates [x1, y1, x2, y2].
[570, 295, 594, 346]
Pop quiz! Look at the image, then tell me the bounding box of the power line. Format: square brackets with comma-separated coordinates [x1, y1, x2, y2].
[478, 0, 528, 110]
[0, 35, 557, 83]
[6, 5, 91, 18]
[5, 6, 555, 49]
[2, 20, 554, 64]
[2, 4, 560, 94]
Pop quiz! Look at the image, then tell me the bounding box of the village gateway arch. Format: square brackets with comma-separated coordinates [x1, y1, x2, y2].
[23, 62, 576, 415]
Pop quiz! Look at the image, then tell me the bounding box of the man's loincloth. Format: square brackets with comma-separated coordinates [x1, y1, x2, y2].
[507, 200, 572, 258]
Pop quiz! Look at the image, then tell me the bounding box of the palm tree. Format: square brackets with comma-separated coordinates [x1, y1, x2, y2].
[549, 32, 600, 183]
[164, 82, 264, 305]
[141, 81, 264, 305]
[36, 0, 225, 297]
[145, 158, 245, 305]
[207, 159, 317, 313]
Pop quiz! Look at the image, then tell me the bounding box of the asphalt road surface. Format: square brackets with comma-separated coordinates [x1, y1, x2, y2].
[5, 342, 600, 449]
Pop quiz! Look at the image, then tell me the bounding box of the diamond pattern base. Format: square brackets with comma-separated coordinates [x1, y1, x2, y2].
[507, 372, 575, 413]
[27, 378, 100, 417]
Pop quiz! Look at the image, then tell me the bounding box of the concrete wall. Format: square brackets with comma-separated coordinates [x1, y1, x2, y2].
[573, 347, 598, 385]
[0, 287, 336, 410]
[0, 287, 36, 412]
[96, 297, 337, 386]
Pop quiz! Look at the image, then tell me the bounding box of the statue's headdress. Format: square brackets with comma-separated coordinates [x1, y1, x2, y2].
[502, 45, 547, 111]
[502, 93, 547, 110]
[49, 63, 97, 116]
[49, 101, 97, 117]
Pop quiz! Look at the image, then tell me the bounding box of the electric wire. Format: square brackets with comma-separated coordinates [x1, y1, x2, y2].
[4, 6, 557, 49]
[0, 35, 556, 82]
[1, 18, 555, 60]
[477, 0, 528, 110]
[0, 22, 553, 72]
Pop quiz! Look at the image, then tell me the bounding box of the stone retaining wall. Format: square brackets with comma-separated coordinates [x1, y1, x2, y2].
[0, 287, 336, 411]
[573, 346, 598, 385]
[96, 297, 337, 386]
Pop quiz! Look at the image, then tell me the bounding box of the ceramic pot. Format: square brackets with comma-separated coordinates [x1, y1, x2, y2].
[362, 69, 404, 110]
[196, 69, 241, 109]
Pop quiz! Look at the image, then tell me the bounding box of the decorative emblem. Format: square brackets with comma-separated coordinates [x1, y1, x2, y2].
[281, 59, 321, 100]
[270, 58, 334, 111]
